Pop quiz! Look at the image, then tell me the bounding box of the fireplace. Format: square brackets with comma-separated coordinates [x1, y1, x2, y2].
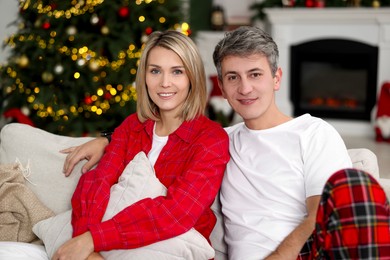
[263, 8, 390, 137]
[290, 38, 378, 121]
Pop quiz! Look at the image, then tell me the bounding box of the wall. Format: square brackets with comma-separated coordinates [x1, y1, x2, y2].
[0, 0, 18, 63]
[213, 0, 259, 25]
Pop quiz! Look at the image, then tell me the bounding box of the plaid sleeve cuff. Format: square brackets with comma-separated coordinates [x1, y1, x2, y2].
[72, 215, 102, 237]
[89, 220, 123, 251]
[72, 216, 89, 237]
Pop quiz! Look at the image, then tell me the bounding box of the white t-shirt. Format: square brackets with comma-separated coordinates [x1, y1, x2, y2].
[221, 114, 352, 260]
[147, 124, 168, 167]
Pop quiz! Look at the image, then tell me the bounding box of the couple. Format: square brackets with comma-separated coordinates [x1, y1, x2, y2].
[54, 27, 390, 260]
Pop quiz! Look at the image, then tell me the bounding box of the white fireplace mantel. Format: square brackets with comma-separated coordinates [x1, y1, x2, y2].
[264, 7, 390, 137]
[265, 8, 390, 24]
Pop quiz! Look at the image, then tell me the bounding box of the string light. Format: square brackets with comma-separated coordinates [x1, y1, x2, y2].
[3, 0, 190, 134]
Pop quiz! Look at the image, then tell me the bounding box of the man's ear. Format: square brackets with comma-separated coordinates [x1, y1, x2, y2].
[274, 67, 283, 91]
[218, 78, 227, 99]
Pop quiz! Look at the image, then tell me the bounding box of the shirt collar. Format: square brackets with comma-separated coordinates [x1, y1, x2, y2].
[173, 116, 205, 143]
[135, 115, 206, 144]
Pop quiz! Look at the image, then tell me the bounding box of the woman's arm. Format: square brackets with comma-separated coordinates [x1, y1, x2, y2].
[70, 116, 135, 237]
[52, 231, 95, 260]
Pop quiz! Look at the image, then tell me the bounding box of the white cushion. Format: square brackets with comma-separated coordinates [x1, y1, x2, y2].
[0, 241, 48, 260]
[0, 123, 94, 214]
[33, 152, 215, 260]
[348, 148, 380, 180]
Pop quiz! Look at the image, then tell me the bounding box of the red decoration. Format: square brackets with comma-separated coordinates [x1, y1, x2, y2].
[145, 27, 153, 35]
[104, 92, 112, 100]
[84, 96, 93, 105]
[375, 82, 390, 143]
[314, 0, 325, 7]
[118, 6, 130, 18]
[3, 108, 34, 126]
[305, 0, 314, 7]
[42, 21, 51, 30]
[209, 75, 222, 97]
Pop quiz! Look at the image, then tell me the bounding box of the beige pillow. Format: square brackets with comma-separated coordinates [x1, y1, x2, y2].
[33, 152, 215, 260]
[0, 123, 94, 214]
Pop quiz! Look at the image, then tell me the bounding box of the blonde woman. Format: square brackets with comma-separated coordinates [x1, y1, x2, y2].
[54, 30, 230, 259]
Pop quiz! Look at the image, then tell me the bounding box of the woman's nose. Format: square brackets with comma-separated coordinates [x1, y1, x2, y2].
[161, 74, 171, 88]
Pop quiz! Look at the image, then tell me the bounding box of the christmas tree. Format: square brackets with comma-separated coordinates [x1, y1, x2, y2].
[0, 0, 190, 135]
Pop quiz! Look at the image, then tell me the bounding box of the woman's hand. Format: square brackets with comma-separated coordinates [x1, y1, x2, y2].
[87, 252, 104, 260]
[52, 232, 94, 260]
[61, 137, 108, 176]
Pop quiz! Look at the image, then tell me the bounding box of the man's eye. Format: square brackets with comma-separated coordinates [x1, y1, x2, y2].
[227, 75, 237, 81]
[251, 73, 262, 78]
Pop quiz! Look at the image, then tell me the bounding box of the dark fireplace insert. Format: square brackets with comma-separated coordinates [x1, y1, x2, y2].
[290, 39, 378, 121]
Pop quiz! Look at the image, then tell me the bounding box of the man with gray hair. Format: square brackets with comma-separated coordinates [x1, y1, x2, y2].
[213, 26, 390, 259]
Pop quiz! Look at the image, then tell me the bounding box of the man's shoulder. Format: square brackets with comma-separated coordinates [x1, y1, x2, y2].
[224, 122, 245, 135]
[292, 114, 332, 131]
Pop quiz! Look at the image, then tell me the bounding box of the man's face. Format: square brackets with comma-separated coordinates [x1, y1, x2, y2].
[218, 54, 282, 129]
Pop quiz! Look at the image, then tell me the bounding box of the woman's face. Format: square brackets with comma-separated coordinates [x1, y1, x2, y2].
[145, 46, 190, 118]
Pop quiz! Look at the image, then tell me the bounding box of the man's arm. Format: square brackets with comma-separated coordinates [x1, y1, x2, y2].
[265, 195, 321, 260]
[60, 137, 109, 176]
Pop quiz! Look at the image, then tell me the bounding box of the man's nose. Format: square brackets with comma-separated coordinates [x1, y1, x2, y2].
[238, 78, 253, 95]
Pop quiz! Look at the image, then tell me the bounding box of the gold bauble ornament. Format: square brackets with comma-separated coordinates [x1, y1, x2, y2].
[18, 55, 29, 68]
[42, 71, 54, 83]
[34, 19, 42, 28]
[101, 26, 110, 35]
[372, 0, 380, 7]
[89, 60, 100, 71]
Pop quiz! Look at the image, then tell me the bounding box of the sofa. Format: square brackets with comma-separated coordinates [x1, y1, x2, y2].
[0, 123, 389, 260]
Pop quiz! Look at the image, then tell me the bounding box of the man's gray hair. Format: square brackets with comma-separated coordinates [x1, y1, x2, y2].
[213, 26, 279, 79]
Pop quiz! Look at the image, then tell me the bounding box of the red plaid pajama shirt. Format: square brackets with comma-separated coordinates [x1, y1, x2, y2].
[71, 114, 230, 251]
[298, 168, 390, 259]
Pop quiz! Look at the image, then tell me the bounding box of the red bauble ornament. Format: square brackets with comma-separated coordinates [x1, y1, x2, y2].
[118, 6, 130, 18]
[104, 92, 112, 100]
[145, 27, 153, 35]
[42, 21, 51, 30]
[84, 96, 93, 105]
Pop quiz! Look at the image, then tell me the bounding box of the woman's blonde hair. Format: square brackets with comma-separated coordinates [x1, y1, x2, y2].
[136, 30, 207, 122]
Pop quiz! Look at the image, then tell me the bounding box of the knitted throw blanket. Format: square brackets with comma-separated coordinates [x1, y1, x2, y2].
[0, 163, 55, 243]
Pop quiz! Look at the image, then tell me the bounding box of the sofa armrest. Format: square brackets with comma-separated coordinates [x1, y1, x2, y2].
[348, 148, 380, 179]
[0, 123, 93, 214]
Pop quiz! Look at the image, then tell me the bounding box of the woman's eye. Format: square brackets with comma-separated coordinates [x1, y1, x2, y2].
[173, 69, 183, 75]
[150, 68, 160, 74]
